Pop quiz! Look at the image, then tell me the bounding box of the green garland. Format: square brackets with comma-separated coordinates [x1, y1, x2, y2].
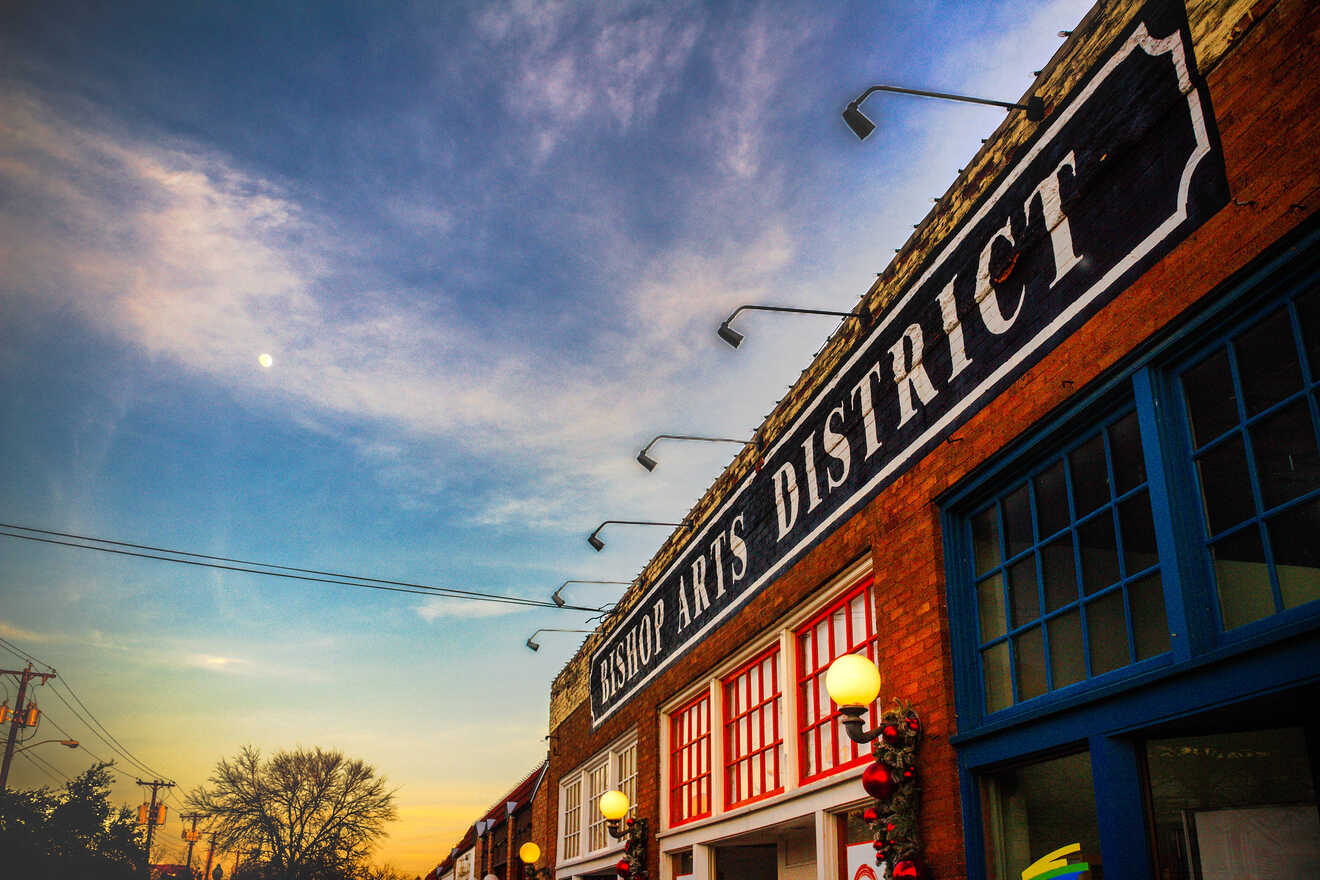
[864, 701, 924, 879]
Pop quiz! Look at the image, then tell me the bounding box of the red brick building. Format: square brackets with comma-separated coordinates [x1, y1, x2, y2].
[529, 1, 1320, 879]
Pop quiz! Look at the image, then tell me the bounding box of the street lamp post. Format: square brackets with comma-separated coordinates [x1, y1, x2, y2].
[598, 790, 648, 879]
[825, 654, 925, 880]
[14, 738, 79, 752]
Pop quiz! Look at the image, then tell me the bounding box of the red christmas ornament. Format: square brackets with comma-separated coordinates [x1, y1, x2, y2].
[862, 806, 879, 823]
[892, 859, 927, 880]
[862, 761, 898, 800]
[902, 767, 916, 780]
[616, 858, 632, 877]
[626, 817, 635, 825]
[905, 715, 920, 732]
[882, 724, 902, 745]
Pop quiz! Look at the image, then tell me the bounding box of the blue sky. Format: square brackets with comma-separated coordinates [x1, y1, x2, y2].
[0, 0, 1093, 871]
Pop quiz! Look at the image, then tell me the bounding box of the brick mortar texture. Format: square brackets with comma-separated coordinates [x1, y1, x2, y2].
[540, 2, 1320, 878]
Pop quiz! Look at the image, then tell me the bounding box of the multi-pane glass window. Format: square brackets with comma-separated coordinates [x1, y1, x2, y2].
[560, 776, 581, 860]
[615, 740, 637, 819]
[585, 760, 610, 852]
[722, 644, 784, 808]
[1178, 291, 1320, 630]
[969, 407, 1170, 714]
[669, 691, 712, 825]
[796, 577, 880, 782]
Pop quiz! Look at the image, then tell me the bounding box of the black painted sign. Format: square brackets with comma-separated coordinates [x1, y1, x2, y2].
[591, 0, 1228, 727]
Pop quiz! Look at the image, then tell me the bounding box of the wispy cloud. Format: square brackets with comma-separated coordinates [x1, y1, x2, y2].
[184, 654, 251, 673]
[0, 620, 54, 644]
[415, 596, 523, 621]
[474, 0, 704, 161]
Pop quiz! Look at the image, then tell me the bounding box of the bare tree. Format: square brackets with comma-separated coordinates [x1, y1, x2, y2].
[188, 746, 397, 880]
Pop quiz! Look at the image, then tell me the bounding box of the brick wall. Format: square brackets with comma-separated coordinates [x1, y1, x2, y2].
[542, 1, 1320, 878]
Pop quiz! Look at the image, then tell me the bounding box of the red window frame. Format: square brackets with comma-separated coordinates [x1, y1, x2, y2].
[668, 690, 712, 826]
[722, 643, 784, 809]
[795, 575, 880, 784]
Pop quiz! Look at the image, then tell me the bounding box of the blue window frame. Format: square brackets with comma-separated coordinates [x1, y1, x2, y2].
[1174, 287, 1320, 633]
[945, 242, 1320, 732]
[967, 406, 1170, 715]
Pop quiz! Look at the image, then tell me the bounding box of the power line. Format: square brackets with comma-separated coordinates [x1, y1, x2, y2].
[0, 635, 53, 671]
[44, 682, 168, 782]
[0, 524, 605, 612]
[19, 749, 68, 783]
[54, 679, 172, 781]
[1, 639, 173, 784]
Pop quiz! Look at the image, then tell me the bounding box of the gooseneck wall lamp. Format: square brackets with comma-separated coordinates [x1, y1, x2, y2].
[598, 790, 648, 879]
[826, 653, 927, 880]
[843, 83, 1045, 140]
[636, 434, 751, 471]
[717, 304, 865, 349]
[588, 520, 686, 552]
[551, 579, 632, 607]
[525, 628, 594, 652]
[519, 842, 550, 880]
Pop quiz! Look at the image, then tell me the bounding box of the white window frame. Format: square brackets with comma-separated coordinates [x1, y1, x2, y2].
[556, 729, 639, 871]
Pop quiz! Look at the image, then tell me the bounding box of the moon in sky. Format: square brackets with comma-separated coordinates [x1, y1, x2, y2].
[258, 353, 273, 368]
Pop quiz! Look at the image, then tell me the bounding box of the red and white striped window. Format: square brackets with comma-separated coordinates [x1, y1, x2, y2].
[669, 690, 712, 826]
[722, 644, 784, 809]
[795, 576, 880, 784]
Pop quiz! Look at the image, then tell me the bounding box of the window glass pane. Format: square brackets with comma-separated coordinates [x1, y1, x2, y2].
[1109, 410, 1147, 494]
[1297, 286, 1320, 374]
[1013, 626, 1046, 701]
[1146, 728, 1318, 880]
[1086, 589, 1129, 675]
[1129, 572, 1170, 660]
[1268, 498, 1320, 610]
[1212, 526, 1273, 629]
[1047, 610, 1085, 689]
[1249, 398, 1320, 509]
[1008, 557, 1040, 628]
[1034, 460, 1069, 539]
[973, 505, 1001, 573]
[1119, 491, 1159, 576]
[980, 751, 1100, 880]
[983, 642, 1011, 714]
[1196, 434, 1255, 535]
[1078, 513, 1120, 594]
[1041, 534, 1078, 612]
[1183, 349, 1239, 446]
[1235, 307, 1304, 415]
[1069, 434, 1111, 516]
[978, 573, 1007, 642]
[1003, 485, 1033, 559]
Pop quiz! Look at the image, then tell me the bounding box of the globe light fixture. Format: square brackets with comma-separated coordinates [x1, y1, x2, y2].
[598, 789, 630, 821]
[825, 653, 884, 743]
[843, 83, 1045, 141]
[519, 842, 550, 880]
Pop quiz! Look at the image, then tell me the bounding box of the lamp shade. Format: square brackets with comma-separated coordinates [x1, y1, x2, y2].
[825, 653, 881, 707]
[518, 842, 541, 865]
[598, 789, 630, 821]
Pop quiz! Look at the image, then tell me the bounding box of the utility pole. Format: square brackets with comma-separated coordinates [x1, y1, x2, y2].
[137, 778, 175, 879]
[1, 663, 57, 790]
[201, 833, 216, 880]
[181, 812, 205, 877]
